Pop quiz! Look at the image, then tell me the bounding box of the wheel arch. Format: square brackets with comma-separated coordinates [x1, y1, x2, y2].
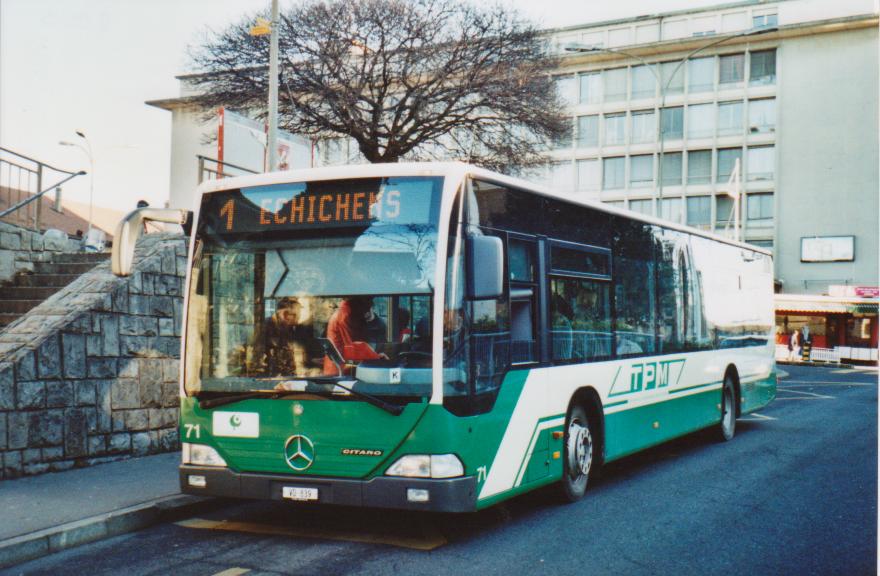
[568, 386, 606, 467]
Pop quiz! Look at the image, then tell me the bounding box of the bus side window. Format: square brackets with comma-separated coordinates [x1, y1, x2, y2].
[654, 226, 684, 354]
[613, 219, 657, 357]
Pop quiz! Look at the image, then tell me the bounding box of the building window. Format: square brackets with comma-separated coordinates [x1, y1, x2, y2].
[577, 159, 600, 192]
[630, 155, 654, 188]
[661, 106, 683, 139]
[750, 49, 776, 85]
[747, 146, 775, 181]
[687, 150, 712, 185]
[752, 13, 778, 28]
[717, 148, 742, 182]
[604, 113, 626, 145]
[716, 195, 734, 226]
[631, 110, 655, 144]
[629, 199, 653, 215]
[717, 101, 743, 136]
[661, 61, 684, 95]
[661, 152, 683, 186]
[748, 98, 776, 133]
[608, 27, 632, 47]
[722, 12, 748, 32]
[749, 239, 773, 249]
[719, 53, 745, 86]
[552, 118, 573, 149]
[605, 200, 625, 210]
[604, 68, 628, 102]
[603, 157, 626, 190]
[550, 162, 574, 191]
[747, 192, 774, 222]
[660, 197, 682, 223]
[579, 72, 601, 104]
[631, 65, 656, 99]
[688, 57, 714, 92]
[686, 196, 711, 228]
[576, 115, 599, 147]
[687, 103, 714, 139]
[555, 76, 576, 106]
[691, 16, 716, 37]
[662, 20, 687, 41]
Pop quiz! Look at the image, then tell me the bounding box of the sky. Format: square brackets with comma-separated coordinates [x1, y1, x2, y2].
[0, 0, 734, 213]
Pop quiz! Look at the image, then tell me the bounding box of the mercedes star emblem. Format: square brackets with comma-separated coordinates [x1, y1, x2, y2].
[284, 435, 315, 471]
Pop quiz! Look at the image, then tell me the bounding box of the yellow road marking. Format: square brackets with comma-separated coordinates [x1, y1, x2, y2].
[177, 518, 447, 551]
[210, 569, 251, 576]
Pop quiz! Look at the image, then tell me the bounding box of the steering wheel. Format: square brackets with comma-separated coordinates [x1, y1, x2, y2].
[397, 351, 432, 367]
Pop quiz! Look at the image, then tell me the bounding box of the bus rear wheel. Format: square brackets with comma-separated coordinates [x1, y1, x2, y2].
[717, 375, 737, 441]
[560, 404, 593, 502]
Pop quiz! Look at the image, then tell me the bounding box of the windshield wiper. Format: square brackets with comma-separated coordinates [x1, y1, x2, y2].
[196, 390, 278, 409]
[194, 381, 404, 416]
[308, 378, 404, 416]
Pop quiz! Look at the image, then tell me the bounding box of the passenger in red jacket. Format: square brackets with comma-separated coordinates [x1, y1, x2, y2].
[323, 296, 382, 375]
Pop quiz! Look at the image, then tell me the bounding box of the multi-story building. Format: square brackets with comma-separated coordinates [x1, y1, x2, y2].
[537, 0, 878, 360]
[148, 0, 879, 360]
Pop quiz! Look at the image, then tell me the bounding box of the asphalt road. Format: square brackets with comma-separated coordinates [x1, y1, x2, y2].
[6, 364, 877, 576]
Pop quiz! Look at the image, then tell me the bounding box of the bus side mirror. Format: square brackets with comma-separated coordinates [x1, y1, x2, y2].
[466, 235, 504, 300]
[112, 208, 193, 276]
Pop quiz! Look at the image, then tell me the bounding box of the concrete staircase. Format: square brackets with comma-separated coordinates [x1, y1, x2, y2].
[0, 252, 109, 327]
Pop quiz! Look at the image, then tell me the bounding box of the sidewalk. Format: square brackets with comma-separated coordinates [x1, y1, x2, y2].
[0, 452, 216, 568]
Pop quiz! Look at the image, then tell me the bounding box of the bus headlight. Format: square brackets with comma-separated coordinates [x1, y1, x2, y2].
[182, 442, 227, 467]
[385, 454, 464, 478]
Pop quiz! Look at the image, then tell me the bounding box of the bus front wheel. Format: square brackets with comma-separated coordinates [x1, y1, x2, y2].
[560, 404, 594, 502]
[717, 375, 737, 442]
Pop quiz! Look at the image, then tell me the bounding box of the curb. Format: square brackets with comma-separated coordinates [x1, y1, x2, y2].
[777, 361, 856, 369]
[0, 494, 220, 569]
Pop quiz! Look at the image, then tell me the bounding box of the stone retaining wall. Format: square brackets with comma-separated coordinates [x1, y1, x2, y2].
[0, 233, 187, 478]
[0, 220, 81, 283]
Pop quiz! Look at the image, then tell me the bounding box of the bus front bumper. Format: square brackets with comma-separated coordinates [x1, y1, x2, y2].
[180, 465, 478, 512]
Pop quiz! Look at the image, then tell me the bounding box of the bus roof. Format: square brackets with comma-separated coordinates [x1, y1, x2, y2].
[196, 161, 772, 257]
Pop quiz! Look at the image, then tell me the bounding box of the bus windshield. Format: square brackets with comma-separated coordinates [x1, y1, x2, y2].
[184, 176, 443, 401]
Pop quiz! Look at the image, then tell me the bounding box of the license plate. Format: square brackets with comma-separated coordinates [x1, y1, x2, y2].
[282, 486, 319, 501]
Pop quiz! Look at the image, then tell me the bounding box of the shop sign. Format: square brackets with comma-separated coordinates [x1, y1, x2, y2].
[855, 287, 880, 298]
[829, 285, 880, 298]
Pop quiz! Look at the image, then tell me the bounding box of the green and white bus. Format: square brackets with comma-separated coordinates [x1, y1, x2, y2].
[112, 162, 776, 512]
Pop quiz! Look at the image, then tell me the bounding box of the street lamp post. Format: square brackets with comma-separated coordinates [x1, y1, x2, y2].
[267, 0, 280, 172]
[59, 130, 94, 233]
[565, 25, 777, 230]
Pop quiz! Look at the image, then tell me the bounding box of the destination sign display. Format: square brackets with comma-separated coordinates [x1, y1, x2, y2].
[199, 177, 442, 235]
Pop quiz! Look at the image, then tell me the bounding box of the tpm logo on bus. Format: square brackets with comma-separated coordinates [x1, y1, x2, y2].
[609, 359, 686, 397]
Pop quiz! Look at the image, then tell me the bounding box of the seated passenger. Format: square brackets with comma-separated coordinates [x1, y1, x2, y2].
[259, 297, 321, 376]
[323, 296, 384, 375]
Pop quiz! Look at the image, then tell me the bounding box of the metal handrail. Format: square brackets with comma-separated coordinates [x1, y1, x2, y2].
[0, 146, 84, 230]
[0, 170, 85, 219]
[0, 147, 79, 176]
[197, 155, 260, 186]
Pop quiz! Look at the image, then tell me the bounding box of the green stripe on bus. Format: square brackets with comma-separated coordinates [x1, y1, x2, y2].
[604, 388, 720, 461]
[604, 400, 628, 409]
[668, 381, 721, 394]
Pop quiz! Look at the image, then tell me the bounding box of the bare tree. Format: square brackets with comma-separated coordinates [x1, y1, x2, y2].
[189, 0, 568, 172]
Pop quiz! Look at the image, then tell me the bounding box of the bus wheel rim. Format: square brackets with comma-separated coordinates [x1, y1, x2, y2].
[568, 420, 592, 477]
